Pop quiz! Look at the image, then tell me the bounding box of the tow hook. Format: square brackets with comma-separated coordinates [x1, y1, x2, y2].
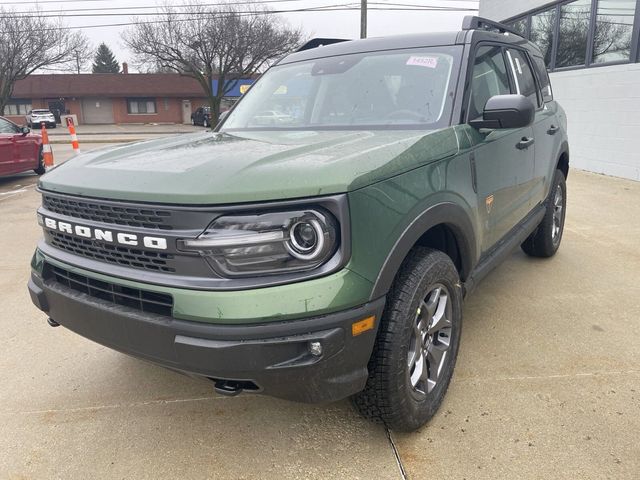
[47, 317, 60, 327]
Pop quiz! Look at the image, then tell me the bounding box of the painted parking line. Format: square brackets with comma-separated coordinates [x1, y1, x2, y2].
[0, 184, 36, 201]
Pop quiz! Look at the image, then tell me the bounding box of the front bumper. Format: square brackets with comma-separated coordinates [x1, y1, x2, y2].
[28, 265, 385, 403]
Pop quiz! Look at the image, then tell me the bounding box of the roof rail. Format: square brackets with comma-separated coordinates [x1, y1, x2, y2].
[297, 38, 351, 52]
[461, 16, 519, 36]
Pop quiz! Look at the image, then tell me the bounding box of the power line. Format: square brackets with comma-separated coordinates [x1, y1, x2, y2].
[2, 6, 477, 33]
[0, 4, 478, 20]
[1, 1, 475, 16]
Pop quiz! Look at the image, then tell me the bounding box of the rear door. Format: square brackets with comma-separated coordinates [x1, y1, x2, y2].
[466, 44, 536, 253]
[528, 53, 561, 205]
[0, 118, 18, 175]
[505, 48, 550, 207]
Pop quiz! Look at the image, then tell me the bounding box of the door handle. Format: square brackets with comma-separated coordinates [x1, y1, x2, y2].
[516, 137, 534, 150]
[547, 125, 559, 135]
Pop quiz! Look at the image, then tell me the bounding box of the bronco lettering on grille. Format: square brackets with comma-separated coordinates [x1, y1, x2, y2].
[40, 216, 168, 250]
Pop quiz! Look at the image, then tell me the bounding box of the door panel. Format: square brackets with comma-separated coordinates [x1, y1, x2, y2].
[0, 134, 13, 175]
[466, 45, 536, 254]
[530, 54, 561, 205]
[0, 119, 19, 176]
[505, 48, 549, 208]
[13, 133, 38, 169]
[530, 102, 560, 205]
[469, 126, 536, 252]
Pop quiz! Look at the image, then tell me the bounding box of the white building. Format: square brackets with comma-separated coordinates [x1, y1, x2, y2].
[479, 0, 640, 181]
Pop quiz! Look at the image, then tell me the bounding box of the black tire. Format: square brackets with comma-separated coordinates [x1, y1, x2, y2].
[34, 147, 46, 175]
[352, 247, 463, 432]
[521, 169, 567, 258]
[204, 118, 210, 128]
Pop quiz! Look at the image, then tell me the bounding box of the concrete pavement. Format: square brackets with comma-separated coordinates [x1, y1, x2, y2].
[0, 167, 638, 479]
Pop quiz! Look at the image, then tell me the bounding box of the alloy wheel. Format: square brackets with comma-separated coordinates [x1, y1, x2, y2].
[407, 284, 453, 396]
[552, 184, 564, 244]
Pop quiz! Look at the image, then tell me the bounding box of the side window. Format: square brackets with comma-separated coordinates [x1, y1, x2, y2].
[468, 46, 511, 121]
[0, 118, 19, 134]
[532, 55, 553, 103]
[505, 49, 540, 107]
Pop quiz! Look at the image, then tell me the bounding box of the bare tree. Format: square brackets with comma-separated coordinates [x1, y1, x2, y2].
[123, 2, 303, 122]
[0, 8, 80, 114]
[67, 32, 93, 74]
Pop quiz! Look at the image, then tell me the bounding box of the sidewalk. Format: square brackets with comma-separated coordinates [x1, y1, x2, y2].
[45, 123, 206, 144]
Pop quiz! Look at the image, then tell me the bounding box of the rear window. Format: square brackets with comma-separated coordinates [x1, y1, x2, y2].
[531, 56, 553, 103]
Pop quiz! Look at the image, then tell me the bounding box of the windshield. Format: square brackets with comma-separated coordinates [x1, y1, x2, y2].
[222, 46, 461, 131]
[32, 110, 52, 114]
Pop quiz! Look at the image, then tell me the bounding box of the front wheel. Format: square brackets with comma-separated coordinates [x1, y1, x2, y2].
[521, 169, 567, 257]
[352, 247, 463, 431]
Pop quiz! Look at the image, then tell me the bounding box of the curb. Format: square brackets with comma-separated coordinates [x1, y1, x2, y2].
[50, 139, 144, 144]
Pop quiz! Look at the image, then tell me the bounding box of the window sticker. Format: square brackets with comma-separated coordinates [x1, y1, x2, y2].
[515, 57, 523, 75]
[406, 56, 439, 68]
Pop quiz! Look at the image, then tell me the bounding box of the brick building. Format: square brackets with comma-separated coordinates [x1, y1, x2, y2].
[4, 69, 250, 126]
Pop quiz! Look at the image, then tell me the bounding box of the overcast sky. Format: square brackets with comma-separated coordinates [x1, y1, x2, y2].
[0, 0, 479, 71]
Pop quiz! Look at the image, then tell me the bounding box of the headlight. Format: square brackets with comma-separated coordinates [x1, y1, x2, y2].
[178, 209, 339, 277]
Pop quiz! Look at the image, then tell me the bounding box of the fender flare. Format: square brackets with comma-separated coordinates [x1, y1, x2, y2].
[370, 202, 478, 300]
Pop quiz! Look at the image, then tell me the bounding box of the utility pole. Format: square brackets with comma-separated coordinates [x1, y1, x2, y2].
[360, 0, 367, 39]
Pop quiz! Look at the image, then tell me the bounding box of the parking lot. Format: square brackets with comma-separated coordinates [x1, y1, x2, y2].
[1, 146, 638, 478]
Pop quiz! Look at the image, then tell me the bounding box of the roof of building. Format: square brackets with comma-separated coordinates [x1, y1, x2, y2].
[12, 73, 206, 98]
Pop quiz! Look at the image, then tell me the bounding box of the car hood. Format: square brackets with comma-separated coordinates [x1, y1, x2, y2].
[39, 129, 459, 204]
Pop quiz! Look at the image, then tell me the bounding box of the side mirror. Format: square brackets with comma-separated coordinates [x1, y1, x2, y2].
[21, 126, 30, 135]
[470, 94, 535, 130]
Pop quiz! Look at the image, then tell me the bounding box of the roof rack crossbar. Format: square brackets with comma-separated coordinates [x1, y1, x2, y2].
[461, 16, 519, 36]
[297, 38, 351, 52]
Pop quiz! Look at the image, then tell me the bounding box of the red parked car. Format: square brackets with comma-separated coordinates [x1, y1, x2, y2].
[0, 116, 44, 177]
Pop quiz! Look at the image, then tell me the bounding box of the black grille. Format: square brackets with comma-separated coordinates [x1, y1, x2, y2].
[49, 231, 176, 273]
[46, 264, 173, 316]
[43, 194, 173, 230]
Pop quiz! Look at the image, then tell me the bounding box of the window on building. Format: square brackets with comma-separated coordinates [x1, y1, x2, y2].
[506, 49, 541, 107]
[530, 8, 557, 67]
[468, 46, 511, 121]
[4, 102, 31, 116]
[127, 98, 157, 114]
[509, 18, 529, 37]
[531, 56, 554, 103]
[593, 0, 636, 64]
[556, 0, 592, 68]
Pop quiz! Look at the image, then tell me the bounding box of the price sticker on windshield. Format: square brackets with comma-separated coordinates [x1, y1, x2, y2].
[406, 56, 439, 68]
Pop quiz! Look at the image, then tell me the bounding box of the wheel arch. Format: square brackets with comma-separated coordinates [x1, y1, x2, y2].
[557, 142, 569, 179]
[370, 202, 477, 300]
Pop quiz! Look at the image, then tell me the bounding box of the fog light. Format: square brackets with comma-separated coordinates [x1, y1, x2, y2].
[308, 341, 323, 356]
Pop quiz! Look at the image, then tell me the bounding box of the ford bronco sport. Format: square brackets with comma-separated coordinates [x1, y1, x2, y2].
[29, 17, 569, 431]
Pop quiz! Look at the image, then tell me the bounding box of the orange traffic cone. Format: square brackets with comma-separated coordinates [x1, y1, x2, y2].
[40, 123, 54, 170]
[66, 117, 81, 155]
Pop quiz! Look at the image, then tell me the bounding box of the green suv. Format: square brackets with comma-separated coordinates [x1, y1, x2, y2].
[28, 17, 569, 431]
